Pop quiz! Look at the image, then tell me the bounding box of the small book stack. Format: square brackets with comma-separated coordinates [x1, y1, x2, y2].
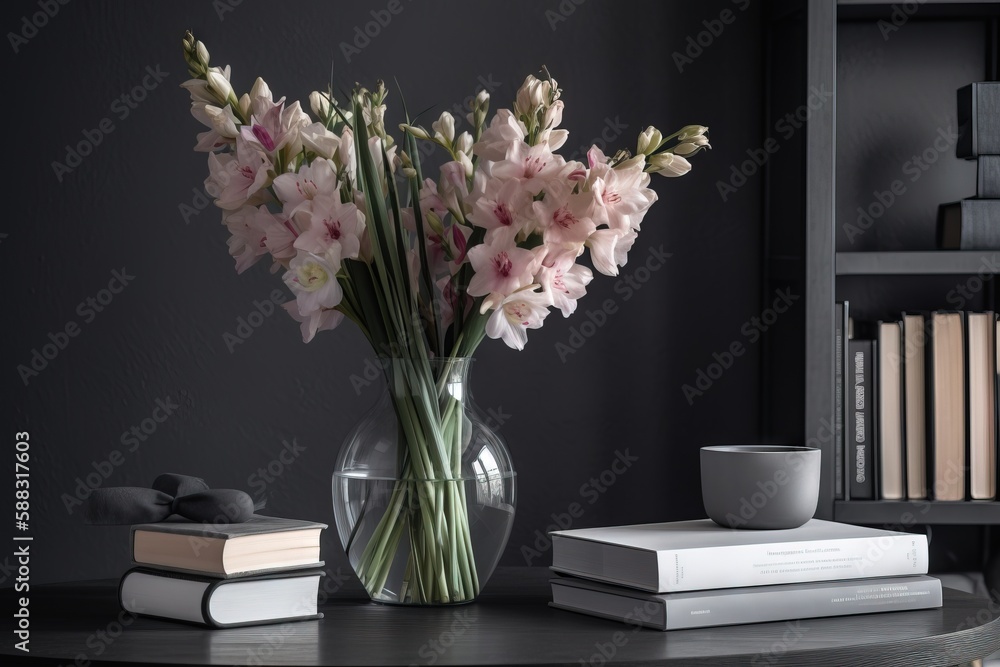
[939, 82, 1000, 250]
[117, 515, 328, 628]
[548, 518, 941, 631]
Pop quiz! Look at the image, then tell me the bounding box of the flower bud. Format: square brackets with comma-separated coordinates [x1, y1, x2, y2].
[637, 126, 663, 155]
[543, 99, 564, 130]
[195, 41, 209, 67]
[671, 136, 711, 156]
[677, 124, 709, 141]
[455, 131, 473, 155]
[648, 153, 692, 177]
[432, 111, 456, 145]
[310, 91, 331, 119]
[250, 77, 271, 103]
[400, 123, 430, 140]
[206, 68, 233, 101]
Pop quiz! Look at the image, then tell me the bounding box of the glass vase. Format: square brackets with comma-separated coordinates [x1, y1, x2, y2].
[332, 356, 516, 605]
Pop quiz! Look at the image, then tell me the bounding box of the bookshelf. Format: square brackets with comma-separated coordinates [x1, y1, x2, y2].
[795, 0, 1000, 525]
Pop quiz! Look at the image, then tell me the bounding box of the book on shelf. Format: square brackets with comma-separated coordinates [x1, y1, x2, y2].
[927, 312, 966, 501]
[549, 519, 927, 594]
[878, 321, 905, 500]
[978, 156, 1000, 198]
[968, 312, 997, 500]
[549, 574, 942, 631]
[938, 200, 1000, 251]
[130, 515, 326, 578]
[902, 313, 928, 500]
[835, 301, 850, 500]
[957, 82, 1000, 159]
[119, 567, 325, 628]
[849, 338, 877, 500]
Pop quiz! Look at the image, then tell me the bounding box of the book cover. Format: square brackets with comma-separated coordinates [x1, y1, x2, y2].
[849, 339, 876, 500]
[878, 321, 906, 500]
[927, 312, 967, 501]
[550, 519, 928, 594]
[968, 312, 997, 500]
[902, 313, 928, 499]
[978, 156, 1000, 198]
[835, 302, 849, 500]
[957, 82, 1000, 158]
[130, 515, 327, 578]
[119, 567, 325, 629]
[549, 575, 942, 631]
[938, 200, 1000, 250]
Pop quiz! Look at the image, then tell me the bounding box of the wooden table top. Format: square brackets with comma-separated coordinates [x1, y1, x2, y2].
[3, 567, 1000, 666]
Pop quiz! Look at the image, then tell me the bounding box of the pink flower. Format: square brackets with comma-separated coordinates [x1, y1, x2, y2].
[281, 302, 343, 343]
[484, 287, 551, 350]
[466, 238, 537, 298]
[472, 109, 526, 161]
[537, 253, 593, 317]
[224, 206, 269, 274]
[273, 159, 337, 213]
[282, 251, 343, 316]
[292, 194, 364, 266]
[587, 228, 638, 276]
[532, 181, 597, 248]
[205, 136, 272, 210]
[490, 141, 565, 195]
[467, 178, 532, 247]
[587, 146, 657, 232]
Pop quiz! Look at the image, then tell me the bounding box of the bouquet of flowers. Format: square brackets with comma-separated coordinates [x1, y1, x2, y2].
[181, 31, 708, 603]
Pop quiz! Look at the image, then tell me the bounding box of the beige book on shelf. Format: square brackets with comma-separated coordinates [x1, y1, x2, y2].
[968, 312, 996, 500]
[878, 321, 905, 500]
[928, 312, 966, 501]
[902, 314, 927, 499]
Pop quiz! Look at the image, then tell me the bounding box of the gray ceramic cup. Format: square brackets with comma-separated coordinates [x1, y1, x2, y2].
[700, 445, 821, 530]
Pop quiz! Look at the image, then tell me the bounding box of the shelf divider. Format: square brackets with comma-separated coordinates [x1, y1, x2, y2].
[836, 251, 1000, 275]
[835, 500, 1000, 525]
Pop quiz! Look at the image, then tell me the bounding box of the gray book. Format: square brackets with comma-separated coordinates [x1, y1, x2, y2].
[958, 82, 1000, 158]
[549, 575, 942, 631]
[550, 519, 927, 593]
[978, 156, 1000, 198]
[130, 515, 327, 578]
[939, 200, 1000, 250]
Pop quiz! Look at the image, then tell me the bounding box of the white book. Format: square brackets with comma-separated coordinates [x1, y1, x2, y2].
[550, 575, 942, 631]
[550, 519, 927, 593]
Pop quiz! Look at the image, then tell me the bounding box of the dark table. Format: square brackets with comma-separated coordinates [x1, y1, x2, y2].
[3, 568, 1000, 666]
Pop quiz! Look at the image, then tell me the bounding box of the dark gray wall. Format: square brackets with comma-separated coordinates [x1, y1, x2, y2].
[5, 0, 765, 585]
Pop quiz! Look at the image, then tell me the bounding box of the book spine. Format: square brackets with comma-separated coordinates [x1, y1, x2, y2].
[659, 534, 928, 593]
[835, 303, 846, 500]
[903, 315, 928, 500]
[849, 339, 876, 499]
[978, 156, 1000, 198]
[878, 322, 906, 500]
[661, 578, 941, 630]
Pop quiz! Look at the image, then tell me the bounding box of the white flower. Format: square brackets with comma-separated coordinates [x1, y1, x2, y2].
[273, 159, 338, 212]
[206, 66, 233, 101]
[647, 152, 692, 177]
[282, 251, 343, 317]
[281, 302, 343, 343]
[484, 287, 551, 351]
[300, 122, 340, 159]
[637, 126, 662, 155]
[432, 111, 456, 145]
[205, 136, 272, 210]
[309, 91, 332, 119]
[537, 253, 593, 317]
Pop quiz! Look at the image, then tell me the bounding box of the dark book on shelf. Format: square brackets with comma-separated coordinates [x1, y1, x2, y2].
[968, 312, 997, 500]
[957, 82, 1000, 159]
[878, 321, 905, 500]
[938, 200, 1000, 250]
[978, 156, 1000, 198]
[927, 312, 967, 501]
[835, 302, 850, 500]
[119, 567, 325, 628]
[902, 313, 928, 500]
[849, 339, 877, 500]
[549, 575, 942, 631]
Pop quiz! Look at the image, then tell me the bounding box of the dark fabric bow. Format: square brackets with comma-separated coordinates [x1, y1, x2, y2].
[84, 473, 255, 525]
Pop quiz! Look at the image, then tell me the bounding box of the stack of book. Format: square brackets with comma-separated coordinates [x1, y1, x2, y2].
[548, 518, 941, 631]
[939, 81, 1000, 250]
[117, 515, 328, 628]
[836, 304, 998, 501]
